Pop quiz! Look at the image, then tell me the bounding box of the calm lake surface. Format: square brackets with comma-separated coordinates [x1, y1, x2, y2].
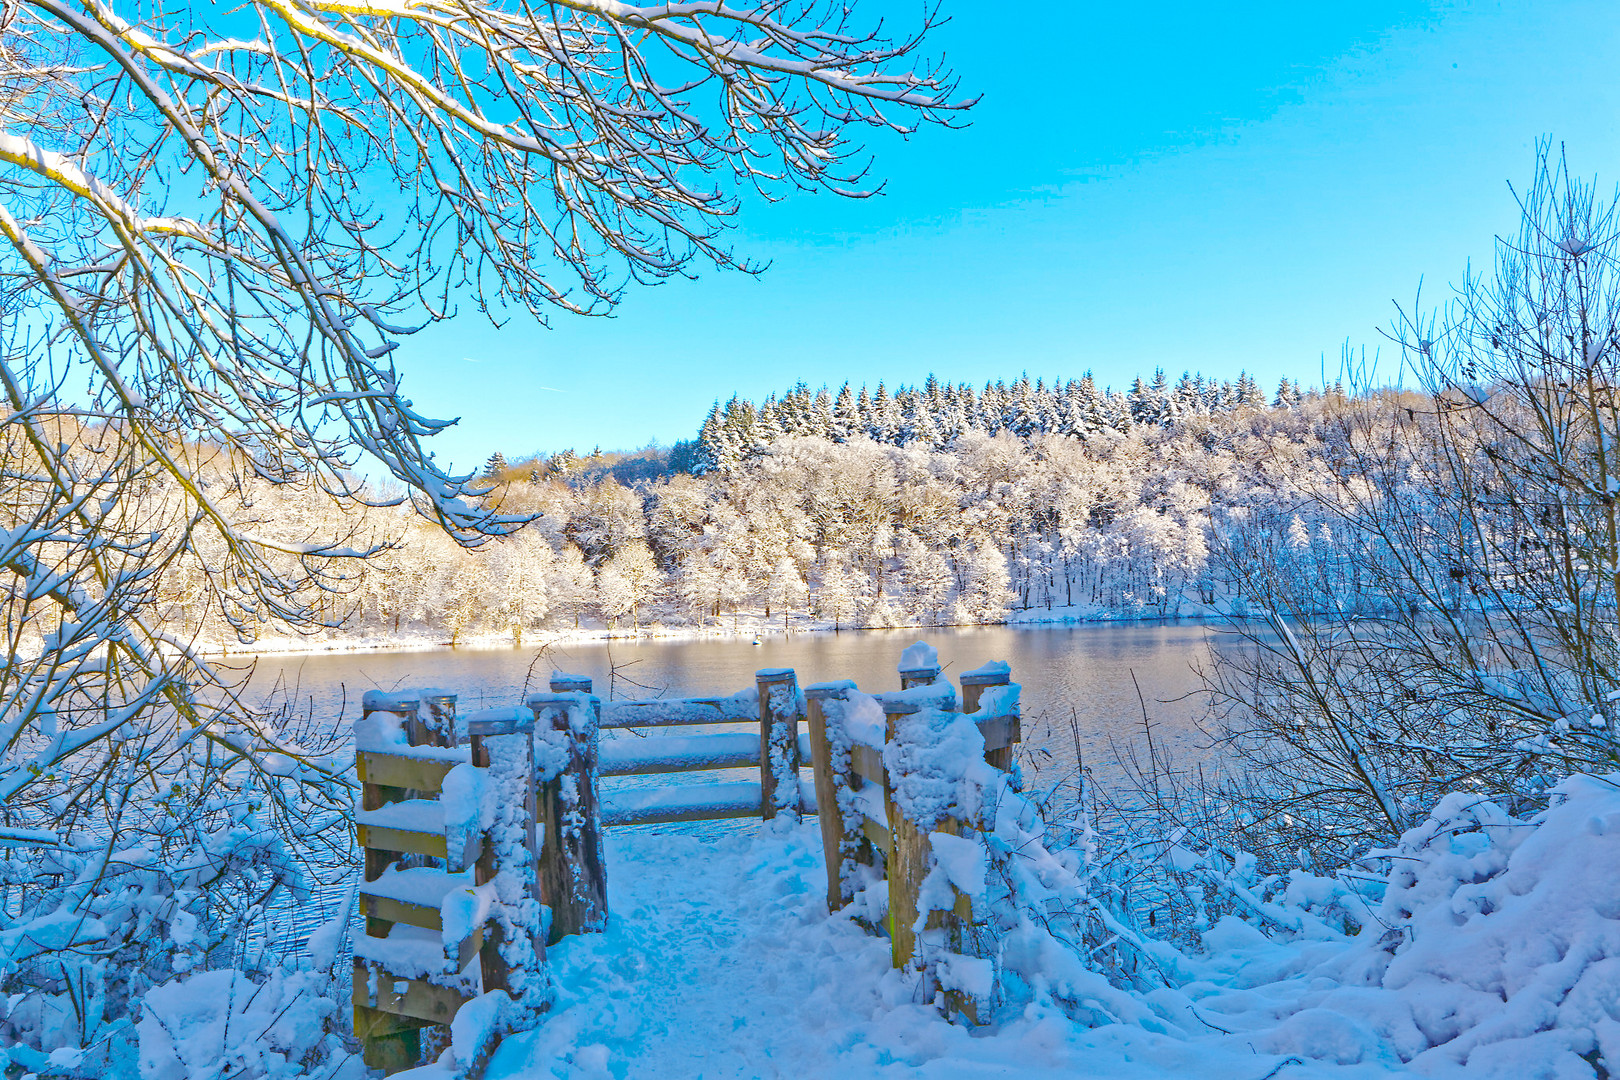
[246, 623, 1227, 792]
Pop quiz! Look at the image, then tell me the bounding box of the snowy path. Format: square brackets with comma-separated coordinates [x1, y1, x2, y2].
[482, 823, 1409, 1080]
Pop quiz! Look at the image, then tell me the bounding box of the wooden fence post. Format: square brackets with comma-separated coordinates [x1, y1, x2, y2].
[877, 696, 929, 973]
[898, 660, 942, 690]
[528, 675, 608, 943]
[756, 668, 801, 821]
[421, 691, 458, 747]
[961, 665, 1018, 773]
[466, 711, 538, 998]
[355, 693, 425, 1072]
[805, 683, 852, 912]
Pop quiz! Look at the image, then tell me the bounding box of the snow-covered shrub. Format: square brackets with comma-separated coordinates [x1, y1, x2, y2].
[135, 964, 362, 1080]
[0, 687, 356, 1078]
[1302, 773, 1620, 1075]
[1123, 772, 1620, 1076]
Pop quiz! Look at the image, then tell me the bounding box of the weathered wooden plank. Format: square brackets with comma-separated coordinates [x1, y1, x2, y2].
[356, 823, 446, 859]
[962, 667, 1018, 774]
[933, 816, 980, 1025]
[861, 814, 892, 854]
[357, 750, 460, 793]
[601, 786, 764, 826]
[352, 961, 471, 1026]
[976, 715, 1020, 753]
[598, 732, 759, 776]
[883, 704, 930, 972]
[354, 1005, 426, 1074]
[805, 691, 845, 912]
[533, 684, 608, 944]
[358, 825, 481, 873]
[354, 896, 485, 969]
[359, 891, 440, 931]
[850, 744, 885, 786]
[352, 1003, 432, 1040]
[598, 698, 755, 729]
[900, 667, 941, 690]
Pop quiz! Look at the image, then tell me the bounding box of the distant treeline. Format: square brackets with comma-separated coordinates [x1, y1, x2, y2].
[692, 370, 1333, 471]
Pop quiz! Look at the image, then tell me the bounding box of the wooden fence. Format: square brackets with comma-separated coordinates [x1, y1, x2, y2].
[351, 677, 607, 1074]
[350, 650, 1021, 1073]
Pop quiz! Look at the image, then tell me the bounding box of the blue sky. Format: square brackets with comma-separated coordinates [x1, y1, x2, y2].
[395, 0, 1620, 472]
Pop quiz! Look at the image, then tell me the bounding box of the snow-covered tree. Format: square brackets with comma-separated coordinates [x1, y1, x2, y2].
[954, 542, 1014, 624]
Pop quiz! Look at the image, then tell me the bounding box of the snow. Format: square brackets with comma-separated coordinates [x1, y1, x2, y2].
[361, 866, 475, 909]
[353, 704, 408, 751]
[354, 798, 444, 834]
[442, 824, 1410, 1080]
[136, 968, 359, 1080]
[929, 830, 988, 900]
[882, 705, 992, 830]
[971, 682, 1021, 717]
[441, 882, 498, 954]
[128, 768, 1620, 1080]
[961, 660, 1012, 681]
[875, 680, 958, 713]
[550, 670, 592, 691]
[599, 731, 760, 774]
[598, 690, 759, 729]
[601, 779, 764, 825]
[353, 923, 464, 982]
[835, 689, 887, 748]
[360, 688, 420, 714]
[899, 639, 940, 672]
[440, 761, 490, 836]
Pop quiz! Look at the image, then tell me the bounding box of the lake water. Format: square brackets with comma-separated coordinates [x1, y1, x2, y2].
[246, 622, 1227, 794]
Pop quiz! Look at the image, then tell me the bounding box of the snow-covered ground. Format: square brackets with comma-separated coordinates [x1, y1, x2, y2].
[467, 824, 1405, 1080]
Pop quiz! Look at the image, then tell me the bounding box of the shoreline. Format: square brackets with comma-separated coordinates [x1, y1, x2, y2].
[206, 605, 1228, 660]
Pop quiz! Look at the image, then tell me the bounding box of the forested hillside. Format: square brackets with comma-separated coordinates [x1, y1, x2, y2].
[160, 373, 1366, 648]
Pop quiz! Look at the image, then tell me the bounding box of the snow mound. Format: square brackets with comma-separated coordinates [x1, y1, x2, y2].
[899, 640, 940, 673]
[1337, 773, 1620, 1076]
[136, 968, 360, 1080]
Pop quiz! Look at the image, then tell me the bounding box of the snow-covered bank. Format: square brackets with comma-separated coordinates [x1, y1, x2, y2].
[383, 771, 1620, 1080]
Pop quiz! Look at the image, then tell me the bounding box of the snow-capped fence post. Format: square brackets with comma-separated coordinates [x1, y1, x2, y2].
[806, 681, 860, 912]
[899, 660, 942, 689]
[467, 710, 540, 998]
[875, 677, 990, 1022]
[756, 668, 803, 821]
[422, 690, 458, 746]
[960, 663, 1019, 774]
[528, 674, 609, 943]
[878, 693, 932, 974]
